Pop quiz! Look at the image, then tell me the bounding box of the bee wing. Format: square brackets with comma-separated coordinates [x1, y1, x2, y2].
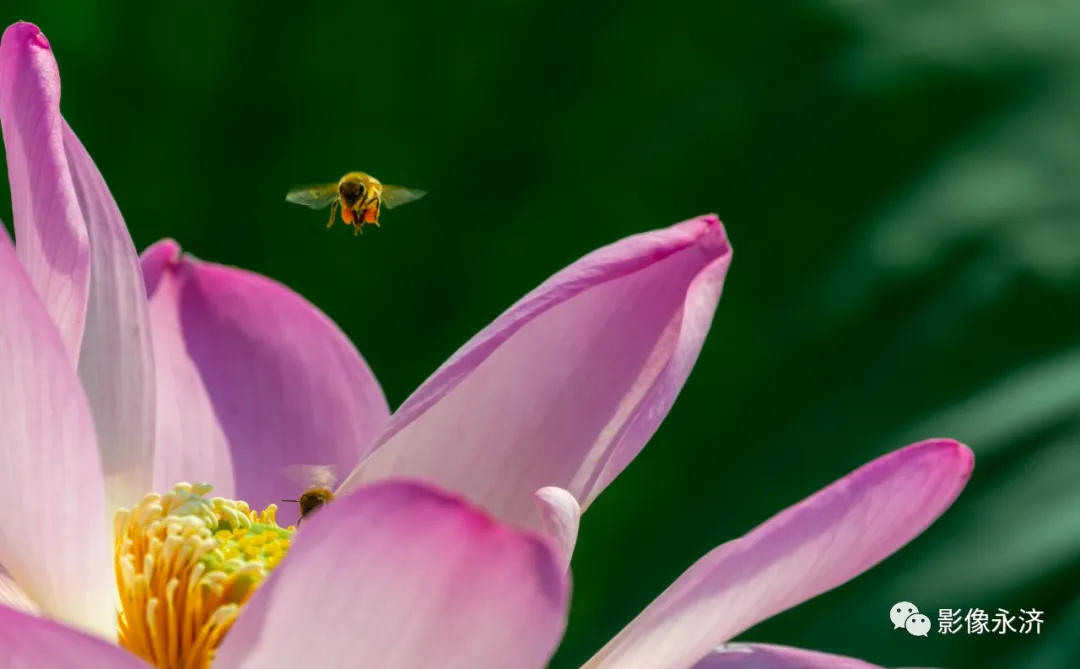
[279, 464, 340, 490]
[285, 183, 339, 210]
[380, 185, 427, 210]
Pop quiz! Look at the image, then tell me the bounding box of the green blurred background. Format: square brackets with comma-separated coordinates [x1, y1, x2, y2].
[3, 1, 1078, 667]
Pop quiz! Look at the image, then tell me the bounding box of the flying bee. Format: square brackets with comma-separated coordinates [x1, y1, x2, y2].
[285, 172, 426, 236]
[280, 464, 340, 526]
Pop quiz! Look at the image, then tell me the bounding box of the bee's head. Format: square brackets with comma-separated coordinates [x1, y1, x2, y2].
[339, 179, 365, 207]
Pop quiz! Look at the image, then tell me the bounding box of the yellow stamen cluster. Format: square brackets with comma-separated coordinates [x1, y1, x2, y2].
[114, 483, 293, 669]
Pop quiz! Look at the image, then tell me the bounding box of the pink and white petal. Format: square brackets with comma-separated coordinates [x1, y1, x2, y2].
[0, 23, 89, 362]
[0, 226, 114, 638]
[0, 605, 152, 669]
[692, 644, 887, 669]
[1, 24, 156, 512]
[534, 486, 580, 572]
[342, 215, 732, 537]
[0, 564, 39, 614]
[583, 440, 974, 669]
[214, 480, 569, 669]
[141, 240, 390, 523]
[64, 122, 156, 513]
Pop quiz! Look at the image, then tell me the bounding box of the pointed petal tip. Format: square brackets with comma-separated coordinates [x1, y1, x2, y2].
[143, 238, 183, 265]
[1, 22, 49, 51]
[533, 487, 581, 573]
[141, 239, 186, 293]
[143, 238, 211, 280]
[154, 237, 182, 257]
[944, 438, 974, 472]
[689, 213, 730, 254]
[667, 213, 730, 258]
[906, 437, 975, 478]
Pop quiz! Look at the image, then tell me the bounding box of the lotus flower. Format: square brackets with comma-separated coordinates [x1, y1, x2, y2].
[0, 20, 974, 669]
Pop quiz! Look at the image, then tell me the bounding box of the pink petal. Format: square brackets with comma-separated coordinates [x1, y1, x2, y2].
[141, 241, 232, 496]
[0, 23, 156, 513]
[0, 605, 151, 669]
[0, 22, 90, 362]
[0, 220, 114, 638]
[533, 487, 581, 572]
[692, 644, 886, 669]
[141, 240, 390, 523]
[64, 122, 156, 513]
[342, 215, 731, 537]
[214, 480, 569, 669]
[583, 439, 974, 669]
[0, 564, 39, 614]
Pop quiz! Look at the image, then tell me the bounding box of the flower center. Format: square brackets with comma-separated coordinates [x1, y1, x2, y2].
[114, 483, 293, 669]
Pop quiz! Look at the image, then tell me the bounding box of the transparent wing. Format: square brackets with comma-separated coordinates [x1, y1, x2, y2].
[279, 464, 340, 490]
[380, 185, 427, 210]
[285, 183, 339, 210]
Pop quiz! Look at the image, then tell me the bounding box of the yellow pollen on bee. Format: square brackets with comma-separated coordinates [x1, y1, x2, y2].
[114, 482, 294, 669]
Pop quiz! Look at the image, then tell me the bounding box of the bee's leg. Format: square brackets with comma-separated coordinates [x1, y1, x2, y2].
[371, 200, 382, 227]
[327, 201, 338, 229]
[353, 223, 363, 236]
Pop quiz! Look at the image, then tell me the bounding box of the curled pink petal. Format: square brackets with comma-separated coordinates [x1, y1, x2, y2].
[141, 240, 390, 522]
[214, 480, 569, 669]
[0, 22, 89, 361]
[0, 221, 114, 638]
[342, 215, 732, 537]
[533, 486, 581, 572]
[584, 440, 974, 669]
[0, 605, 151, 669]
[692, 644, 887, 669]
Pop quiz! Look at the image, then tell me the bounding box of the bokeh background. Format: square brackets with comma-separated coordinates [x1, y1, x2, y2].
[3, 1, 1079, 667]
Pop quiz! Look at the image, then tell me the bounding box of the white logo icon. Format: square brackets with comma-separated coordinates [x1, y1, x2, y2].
[905, 612, 932, 636]
[891, 601, 930, 636]
[891, 601, 920, 629]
